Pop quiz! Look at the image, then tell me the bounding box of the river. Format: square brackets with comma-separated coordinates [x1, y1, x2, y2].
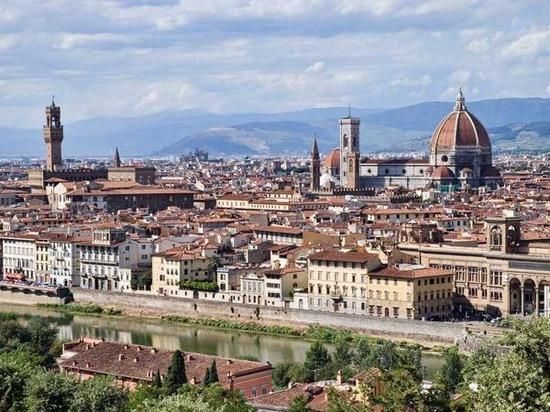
[0, 303, 443, 379]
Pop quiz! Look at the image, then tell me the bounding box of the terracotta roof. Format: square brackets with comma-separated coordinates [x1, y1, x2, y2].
[309, 249, 377, 263]
[323, 148, 340, 170]
[370, 265, 453, 279]
[59, 339, 271, 386]
[431, 166, 455, 180]
[430, 108, 491, 152]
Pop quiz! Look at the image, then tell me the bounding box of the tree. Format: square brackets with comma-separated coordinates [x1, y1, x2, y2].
[27, 316, 58, 354]
[153, 370, 162, 388]
[70, 376, 128, 412]
[469, 352, 550, 412]
[288, 395, 311, 412]
[504, 316, 550, 381]
[397, 345, 423, 383]
[304, 341, 331, 382]
[373, 369, 421, 411]
[164, 350, 187, 394]
[208, 256, 223, 277]
[438, 346, 463, 393]
[203, 360, 219, 386]
[333, 338, 353, 378]
[0, 356, 36, 412]
[25, 370, 76, 412]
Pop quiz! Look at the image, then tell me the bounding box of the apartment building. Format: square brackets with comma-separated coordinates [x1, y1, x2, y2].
[151, 247, 210, 296]
[367, 264, 453, 320]
[77, 228, 142, 291]
[2, 234, 38, 281]
[264, 268, 307, 307]
[48, 236, 81, 287]
[307, 249, 381, 314]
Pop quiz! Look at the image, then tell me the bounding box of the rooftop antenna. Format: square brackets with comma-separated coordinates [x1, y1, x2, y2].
[348, 103, 351, 117]
[51, 95, 55, 106]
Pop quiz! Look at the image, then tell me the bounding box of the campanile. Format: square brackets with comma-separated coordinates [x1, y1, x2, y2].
[43, 97, 63, 171]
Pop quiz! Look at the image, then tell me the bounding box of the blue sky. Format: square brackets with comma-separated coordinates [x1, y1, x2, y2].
[1, 0, 549, 127]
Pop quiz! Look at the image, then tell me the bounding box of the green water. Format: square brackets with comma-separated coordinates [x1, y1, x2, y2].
[0, 303, 443, 379]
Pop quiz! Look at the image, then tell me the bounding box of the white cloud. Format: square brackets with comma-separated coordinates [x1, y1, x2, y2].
[546, 84, 550, 94]
[465, 37, 490, 53]
[390, 74, 431, 87]
[58, 33, 132, 50]
[502, 27, 550, 58]
[0, 35, 17, 51]
[305, 61, 324, 74]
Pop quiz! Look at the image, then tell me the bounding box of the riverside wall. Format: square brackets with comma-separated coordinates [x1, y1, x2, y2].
[71, 289, 466, 344]
[0, 289, 68, 305]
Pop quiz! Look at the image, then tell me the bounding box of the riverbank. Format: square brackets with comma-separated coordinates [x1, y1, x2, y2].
[68, 288, 466, 347]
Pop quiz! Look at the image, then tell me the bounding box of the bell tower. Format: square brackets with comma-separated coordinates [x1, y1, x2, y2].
[43, 97, 63, 171]
[310, 136, 320, 191]
[486, 210, 522, 253]
[339, 110, 360, 189]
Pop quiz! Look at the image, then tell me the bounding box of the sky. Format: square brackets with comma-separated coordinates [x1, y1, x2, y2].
[1, 0, 549, 128]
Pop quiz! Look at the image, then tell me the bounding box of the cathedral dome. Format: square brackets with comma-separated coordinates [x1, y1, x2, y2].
[431, 165, 455, 180]
[323, 148, 340, 170]
[430, 89, 491, 154]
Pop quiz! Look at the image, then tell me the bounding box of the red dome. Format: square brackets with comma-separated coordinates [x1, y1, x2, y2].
[430, 89, 491, 152]
[431, 166, 455, 180]
[323, 148, 340, 170]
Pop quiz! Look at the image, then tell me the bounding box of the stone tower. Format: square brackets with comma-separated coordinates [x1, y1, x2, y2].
[339, 114, 360, 189]
[43, 97, 63, 171]
[310, 136, 320, 191]
[113, 147, 122, 168]
[485, 210, 522, 253]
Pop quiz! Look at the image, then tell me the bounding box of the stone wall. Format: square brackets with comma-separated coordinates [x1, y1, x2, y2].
[0, 289, 68, 305]
[72, 289, 465, 343]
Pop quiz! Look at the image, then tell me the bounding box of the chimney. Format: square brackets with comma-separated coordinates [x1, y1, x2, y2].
[86, 363, 91, 368]
[118, 354, 124, 361]
[85, 344, 90, 350]
[124, 344, 129, 350]
[226, 359, 232, 365]
[151, 348, 157, 354]
[190, 377, 196, 385]
[137, 346, 141, 351]
[134, 357, 139, 363]
[186, 354, 193, 361]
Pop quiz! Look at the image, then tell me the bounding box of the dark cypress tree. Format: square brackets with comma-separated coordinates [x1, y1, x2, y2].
[153, 369, 162, 388]
[209, 360, 219, 384]
[203, 360, 219, 386]
[164, 350, 187, 394]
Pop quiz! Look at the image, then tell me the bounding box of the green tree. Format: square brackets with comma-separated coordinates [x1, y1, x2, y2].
[333, 338, 353, 379]
[373, 369, 421, 411]
[164, 350, 187, 394]
[153, 370, 162, 388]
[304, 341, 331, 382]
[25, 370, 76, 412]
[0, 320, 30, 350]
[504, 316, 550, 381]
[398, 345, 423, 383]
[27, 317, 57, 354]
[203, 360, 219, 386]
[470, 352, 550, 412]
[438, 346, 463, 394]
[0, 355, 36, 412]
[70, 376, 128, 412]
[288, 394, 311, 412]
[208, 256, 223, 277]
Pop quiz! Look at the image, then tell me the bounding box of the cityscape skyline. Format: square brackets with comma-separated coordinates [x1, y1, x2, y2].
[1, 0, 549, 128]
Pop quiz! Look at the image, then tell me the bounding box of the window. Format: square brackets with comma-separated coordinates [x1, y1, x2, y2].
[441, 155, 448, 162]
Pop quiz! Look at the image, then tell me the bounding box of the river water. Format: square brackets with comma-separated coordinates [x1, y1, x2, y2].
[0, 304, 443, 379]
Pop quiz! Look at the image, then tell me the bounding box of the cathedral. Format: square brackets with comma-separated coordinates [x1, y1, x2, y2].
[311, 89, 502, 193]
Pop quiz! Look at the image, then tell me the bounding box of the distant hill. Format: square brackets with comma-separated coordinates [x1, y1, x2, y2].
[387, 121, 550, 153]
[1, 98, 549, 157]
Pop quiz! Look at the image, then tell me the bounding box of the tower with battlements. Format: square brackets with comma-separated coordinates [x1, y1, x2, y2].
[43, 98, 64, 171]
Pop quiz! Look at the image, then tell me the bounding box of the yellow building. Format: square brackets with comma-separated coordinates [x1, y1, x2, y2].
[368, 264, 453, 320]
[152, 248, 210, 296]
[307, 249, 381, 315]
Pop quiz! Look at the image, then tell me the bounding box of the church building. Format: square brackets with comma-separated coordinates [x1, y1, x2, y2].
[313, 89, 502, 192]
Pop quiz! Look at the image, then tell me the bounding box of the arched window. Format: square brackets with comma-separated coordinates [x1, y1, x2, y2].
[491, 226, 502, 248]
